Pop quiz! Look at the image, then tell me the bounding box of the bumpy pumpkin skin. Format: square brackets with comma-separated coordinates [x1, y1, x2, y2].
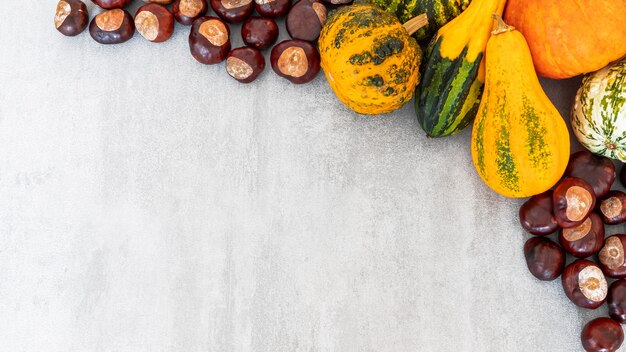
[504, 0, 626, 79]
[366, 0, 471, 40]
[318, 5, 422, 115]
[415, 0, 506, 137]
[471, 21, 570, 198]
[572, 59, 626, 161]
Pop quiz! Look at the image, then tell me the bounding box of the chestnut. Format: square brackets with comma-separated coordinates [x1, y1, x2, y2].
[564, 151, 616, 198]
[608, 280, 626, 323]
[598, 191, 626, 225]
[254, 0, 291, 18]
[286, 0, 327, 42]
[553, 177, 596, 228]
[558, 213, 604, 258]
[226, 47, 265, 83]
[189, 17, 231, 64]
[621, 164, 626, 189]
[523, 237, 565, 281]
[270, 40, 320, 84]
[581, 317, 624, 352]
[55, 0, 89, 37]
[599, 235, 626, 278]
[143, 0, 173, 3]
[519, 190, 559, 236]
[173, 0, 208, 25]
[89, 9, 135, 44]
[211, 0, 254, 23]
[91, 0, 132, 9]
[135, 4, 175, 43]
[562, 259, 607, 309]
[241, 17, 279, 51]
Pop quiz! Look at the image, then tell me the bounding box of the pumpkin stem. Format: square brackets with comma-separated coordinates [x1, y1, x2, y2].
[403, 14, 428, 36]
[491, 13, 514, 35]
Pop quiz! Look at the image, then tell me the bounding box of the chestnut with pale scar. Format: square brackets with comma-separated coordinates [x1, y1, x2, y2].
[599, 191, 626, 224]
[599, 235, 626, 278]
[135, 3, 174, 43]
[211, 0, 254, 23]
[226, 47, 265, 83]
[553, 177, 596, 229]
[90, 8, 135, 44]
[173, 0, 207, 25]
[189, 17, 231, 64]
[562, 259, 607, 309]
[255, 0, 291, 18]
[55, 0, 89, 37]
[271, 40, 320, 84]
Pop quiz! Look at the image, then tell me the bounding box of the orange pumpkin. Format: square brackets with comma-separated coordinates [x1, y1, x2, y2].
[504, 0, 626, 79]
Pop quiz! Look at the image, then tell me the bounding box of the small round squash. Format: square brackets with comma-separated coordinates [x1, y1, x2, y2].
[318, 5, 427, 115]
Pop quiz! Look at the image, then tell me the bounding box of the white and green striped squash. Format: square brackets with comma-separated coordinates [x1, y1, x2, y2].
[572, 58, 626, 161]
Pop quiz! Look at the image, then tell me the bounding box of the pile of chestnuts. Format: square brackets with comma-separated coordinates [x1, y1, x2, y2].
[54, 0, 334, 84]
[521, 150, 626, 352]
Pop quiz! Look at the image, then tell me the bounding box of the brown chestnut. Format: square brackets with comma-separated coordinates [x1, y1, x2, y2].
[608, 280, 626, 323]
[599, 235, 626, 278]
[226, 47, 265, 83]
[564, 151, 616, 198]
[523, 237, 565, 281]
[553, 177, 596, 228]
[562, 259, 607, 309]
[173, 0, 208, 25]
[558, 213, 604, 258]
[598, 191, 626, 225]
[286, 0, 326, 42]
[241, 17, 279, 51]
[270, 40, 320, 84]
[519, 190, 559, 236]
[89, 9, 135, 44]
[211, 0, 254, 23]
[135, 4, 175, 43]
[55, 0, 89, 37]
[91, 0, 132, 9]
[143, 0, 173, 3]
[255, 0, 291, 18]
[581, 317, 624, 352]
[189, 17, 231, 64]
[620, 164, 626, 189]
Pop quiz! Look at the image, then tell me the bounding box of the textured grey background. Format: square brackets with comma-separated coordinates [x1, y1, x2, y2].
[0, 2, 622, 351]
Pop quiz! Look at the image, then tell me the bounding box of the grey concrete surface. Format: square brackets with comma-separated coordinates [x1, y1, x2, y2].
[1, 2, 623, 351]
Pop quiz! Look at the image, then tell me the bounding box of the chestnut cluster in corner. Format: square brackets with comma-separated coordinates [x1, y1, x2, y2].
[520, 150, 626, 352]
[55, 0, 334, 84]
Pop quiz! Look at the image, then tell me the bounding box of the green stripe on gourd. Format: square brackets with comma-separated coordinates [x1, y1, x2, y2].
[415, 37, 483, 137]
[572, 59, 626, 161]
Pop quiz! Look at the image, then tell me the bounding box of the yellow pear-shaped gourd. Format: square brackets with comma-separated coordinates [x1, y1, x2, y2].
[318, 5, 427, 115]
[471, 15, 570, 198]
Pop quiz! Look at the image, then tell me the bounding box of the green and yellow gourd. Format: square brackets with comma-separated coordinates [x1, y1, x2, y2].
[319, 5, 428, 115]
[364, 0, 471, 41]
[471, 16, 570, 198]
[415, 0, 506, 137]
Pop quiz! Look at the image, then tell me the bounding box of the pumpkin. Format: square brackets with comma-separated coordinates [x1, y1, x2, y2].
[572, 58, 626, 161]
[415, 0, 506, 137]
[471, 15, 570, 198]
[504, 0, 626, 79]
[318, 5, 427, 115]
[363, 0, 471, 41]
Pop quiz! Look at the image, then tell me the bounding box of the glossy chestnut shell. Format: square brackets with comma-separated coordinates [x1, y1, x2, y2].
[89, 8, 135, 44]
[286, 0, 327, 42]
[211, 0, 254, 23]
[519, 190, 559, 236]
[523, 237, 565, 281]
[599, 235, 626, 278]
[581, 317, 624, 352]
[621, 164, 626, 189]
[255, 0, 291, 18]
[135, 3, 175, 43]
[55, 0, 89, 37]
[226, 47, 265, 83]
[173, 0, 208, 25]
[241, 16, 279, 50]
[553, 177, 596, 228]
[564, 151, 615, 198]
[91, 0, 132, 9]
[558, 212, 604, 258]
[608, 280, 626, 323]
[561, 259, 608, 309]
[270, 39, 320, 84]
[598, 191, 626, 225]
[189, 16, 231, 64]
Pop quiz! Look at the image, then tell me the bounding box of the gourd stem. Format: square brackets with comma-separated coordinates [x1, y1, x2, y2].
[403, 14, 428, 36]
[491, 13, 514, 35]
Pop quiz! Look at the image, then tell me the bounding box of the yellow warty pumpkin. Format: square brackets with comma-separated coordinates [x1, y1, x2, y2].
[318, 5, 427, 115]
[471, 15, 570, 198]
